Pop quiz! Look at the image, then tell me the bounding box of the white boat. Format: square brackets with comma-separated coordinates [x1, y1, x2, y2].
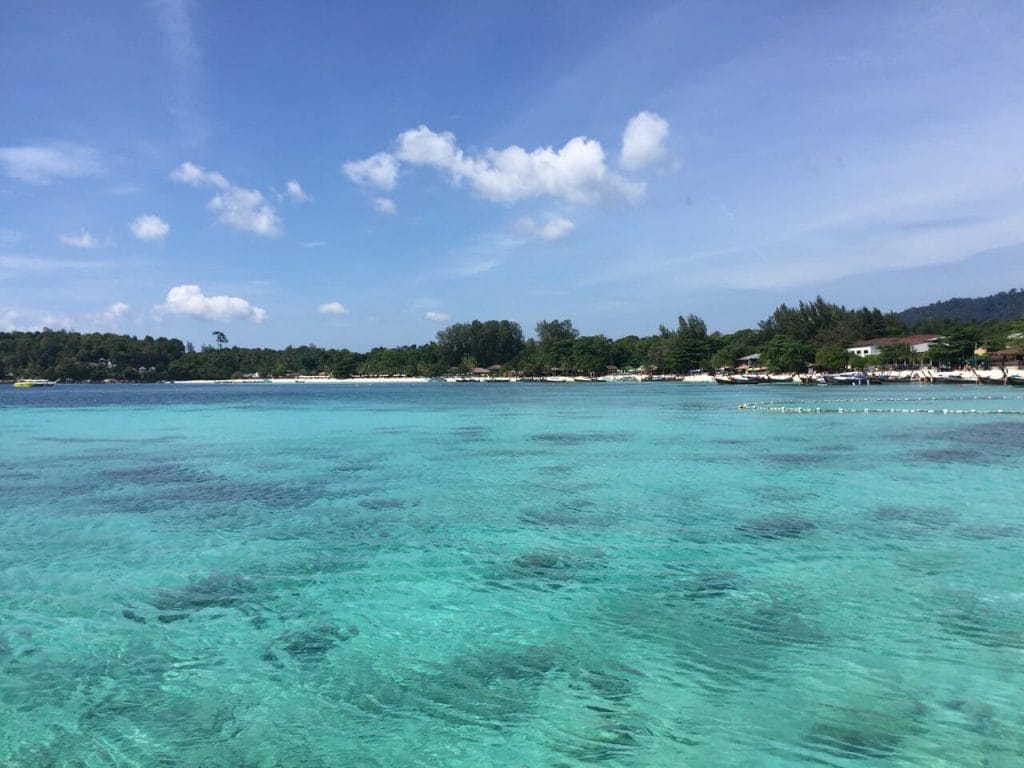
[13, 379, 56, 388]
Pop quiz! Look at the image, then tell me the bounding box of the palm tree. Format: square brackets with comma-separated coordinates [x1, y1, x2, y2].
[212, 330, 228, 349]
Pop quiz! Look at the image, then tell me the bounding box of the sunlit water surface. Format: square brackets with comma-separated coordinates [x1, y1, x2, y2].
[2, 383, 1023, 767]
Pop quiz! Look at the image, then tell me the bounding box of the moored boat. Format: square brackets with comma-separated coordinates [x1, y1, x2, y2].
[714, 374, 761, 384]
[823, 372, 882, 385]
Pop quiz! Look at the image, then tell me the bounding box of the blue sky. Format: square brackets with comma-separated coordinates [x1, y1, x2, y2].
[2, 1, 1023, 350]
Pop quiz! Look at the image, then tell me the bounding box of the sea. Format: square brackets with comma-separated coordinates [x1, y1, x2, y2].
[1, 382, 1022, 767]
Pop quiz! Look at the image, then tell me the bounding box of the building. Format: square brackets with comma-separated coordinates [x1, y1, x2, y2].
[846, 334, 940, 357]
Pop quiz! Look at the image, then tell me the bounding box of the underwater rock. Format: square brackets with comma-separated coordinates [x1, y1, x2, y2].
[157, 613, 189, 624]
[680, 571, 740, 599]
[737, 514, 817, 540]
[278, 624, 359, 661]
[954, 523, 1024, 540]
[121, 608, 147, 624]
[513, 552, 573, 573]
[804, 720, 903, 759]
[532, 432, 617, 445]
[763, 452, 832, 466]
[911, 448, 983, 464]
[358, 498, 408, 510]
[151, 573, 257, 613]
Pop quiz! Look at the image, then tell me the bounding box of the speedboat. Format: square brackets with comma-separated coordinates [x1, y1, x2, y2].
[823, 372, 880, 385]
[13, 379, 56, 388]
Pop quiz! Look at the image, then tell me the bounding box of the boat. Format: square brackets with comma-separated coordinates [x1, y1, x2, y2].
[823, 372, 881, 386]
[714, 374, 761, 384]
[13, 379, 56, 388]
[1007, 375, 1024, 387]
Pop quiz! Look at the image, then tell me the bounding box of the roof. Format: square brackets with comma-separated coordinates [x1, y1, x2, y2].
[849, 334, 941, 348]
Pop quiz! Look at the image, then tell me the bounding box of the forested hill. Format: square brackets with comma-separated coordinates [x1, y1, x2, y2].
[898, 289, 1024, 326]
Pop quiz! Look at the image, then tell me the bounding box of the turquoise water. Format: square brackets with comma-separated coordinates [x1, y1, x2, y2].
[1, 383, 1022, 767]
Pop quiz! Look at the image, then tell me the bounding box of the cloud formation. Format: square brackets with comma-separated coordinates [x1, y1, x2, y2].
[171, 161, 281, 236]
[130, 214, 170, 241]
[284, 180, 309, 202]
[342, 152, 398, 191]
[107, 301, 131, 318]
[425, 311, 451, 322]
[344, 114, 660, 206]
[59, 230, 99, 249]
[373, 197, 397, 214]
[519, 215, 575, 241]
[620, 111, 669, 171]
[318, 301, 349, 315]
[158, 284, 267, 322]
[0, 142, 102, 184]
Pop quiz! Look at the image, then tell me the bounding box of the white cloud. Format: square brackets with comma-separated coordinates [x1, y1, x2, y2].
[171, 161, 281, 236]
[153, 0, 207, 145]
[107, 301, 131, 318]
[425, 311, 451, 322]
[318, 301, 349, 315]
[620, 111, 670, 171]
[0, 254, 114, 274]
[130, 214, 170, 241]
[519, 215, 575, 241]
[0, 143, 102, 184]
[342, 152, 399, 191]
[208, 187, 280, 236]
[373, 197, 397, 214]
[171, 161, 228, 188]
[157, 284, 267, 322]
[347, 120, 652, 206]
[284, 180, 309, 202]
[59, 230, 99, 249]
[452, 257, 503, 277]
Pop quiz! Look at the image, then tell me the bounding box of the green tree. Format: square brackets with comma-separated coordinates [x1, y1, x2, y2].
[760, 336, 811, 373]
[880, 343, 916, 368]
[814, 346, 851, 372]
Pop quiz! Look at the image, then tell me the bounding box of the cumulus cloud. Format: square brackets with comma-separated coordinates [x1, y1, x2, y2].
[318, 301, 349, 315]
[425, 311, 451, 322]
[170, 161, 227, 188]
[342, 152, 399, 191]
[519, 215, 575, 241]
[208, 187, 280, 236]
[398, 125, 638, 204]
[343, 116, 660, 207]
[59, 230, 99, 249]
[107, 301, 131, 318]
[171, 161, 281, 236]
[130, 214, 170, 241]
[373, 197, 397, 214]
[284, 180, 309, 202]
[157, 284, 267, 322]
[620, 111, 669, 171]
[0, 142, 103, 184]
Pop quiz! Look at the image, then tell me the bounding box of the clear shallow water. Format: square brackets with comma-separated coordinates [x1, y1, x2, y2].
[1, 382, 1023, 767]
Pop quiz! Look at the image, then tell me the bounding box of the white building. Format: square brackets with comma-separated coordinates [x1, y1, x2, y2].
[846, 334, 940, 357]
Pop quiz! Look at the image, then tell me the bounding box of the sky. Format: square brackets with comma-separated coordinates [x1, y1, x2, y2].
[2, 1, 1023, 351]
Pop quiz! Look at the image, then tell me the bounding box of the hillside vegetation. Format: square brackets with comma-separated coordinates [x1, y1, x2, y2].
[898, 288, 1024, 327]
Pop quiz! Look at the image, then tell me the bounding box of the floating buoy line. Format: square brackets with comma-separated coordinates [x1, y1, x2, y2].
[738, 394, 1024, 415]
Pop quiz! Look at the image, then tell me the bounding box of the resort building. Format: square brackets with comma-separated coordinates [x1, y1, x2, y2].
[846, 334, 941, 357]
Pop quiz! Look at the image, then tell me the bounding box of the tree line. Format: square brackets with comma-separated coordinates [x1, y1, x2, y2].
[2, 297, 1022, 382]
